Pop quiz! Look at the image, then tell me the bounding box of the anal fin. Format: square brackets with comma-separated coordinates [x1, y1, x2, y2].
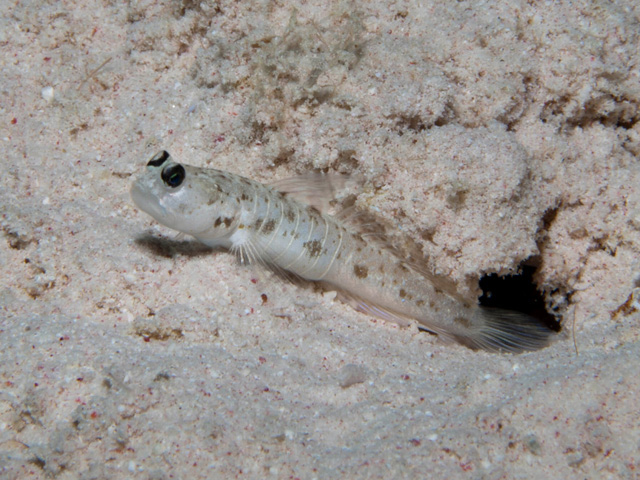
[333, 288, 414, 328]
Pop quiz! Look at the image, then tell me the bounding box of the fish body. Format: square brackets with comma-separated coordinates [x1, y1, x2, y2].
[131, 150, 552, 352]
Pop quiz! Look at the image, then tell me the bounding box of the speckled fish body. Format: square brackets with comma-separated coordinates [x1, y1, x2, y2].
[131, 150, 552, 352]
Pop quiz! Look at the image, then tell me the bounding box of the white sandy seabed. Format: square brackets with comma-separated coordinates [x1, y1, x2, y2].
[1, 1, 640, 478]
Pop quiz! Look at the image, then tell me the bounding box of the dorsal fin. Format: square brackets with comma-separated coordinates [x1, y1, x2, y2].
[401, 249, 473, 303]
[336, 204, 471, 303]
[269, 172, 356, 213]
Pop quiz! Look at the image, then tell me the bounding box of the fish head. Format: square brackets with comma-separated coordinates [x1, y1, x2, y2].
[131, 150, 241, 239]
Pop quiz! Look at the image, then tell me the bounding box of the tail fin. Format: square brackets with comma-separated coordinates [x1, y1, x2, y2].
[450, 307, 554, 353]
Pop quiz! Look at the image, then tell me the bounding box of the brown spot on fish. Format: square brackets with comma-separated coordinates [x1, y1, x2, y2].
[304, 239, 322, 258]
[216, 217, 234, 228]
[399, 289, 407, 298]
[241, 193, 249, 201]
[354, 265, 368, 279]
[311, 210, 324, 222]
[286, 209, 296, 222]
[262, 219, 276, 234]
[454, 317, 471, 328]
[397, 263, 409, 272]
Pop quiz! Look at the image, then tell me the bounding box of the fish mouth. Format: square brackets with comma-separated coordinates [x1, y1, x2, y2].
[130, 178, 167, 221]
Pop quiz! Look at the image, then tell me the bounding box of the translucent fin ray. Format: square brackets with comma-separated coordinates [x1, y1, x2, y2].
[451, 307, 553, 353]
[270, 172, 355, 213]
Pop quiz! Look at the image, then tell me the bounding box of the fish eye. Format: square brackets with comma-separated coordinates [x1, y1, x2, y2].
[161, 164, 186, 188]
[148, 150, 170, 167]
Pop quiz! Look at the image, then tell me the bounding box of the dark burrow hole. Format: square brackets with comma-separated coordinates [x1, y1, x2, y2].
[479, 265, 561, 332]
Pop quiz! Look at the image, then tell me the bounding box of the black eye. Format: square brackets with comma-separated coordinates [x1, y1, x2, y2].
[148, 150, 170, 167]
[161, 164, 186, 188]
